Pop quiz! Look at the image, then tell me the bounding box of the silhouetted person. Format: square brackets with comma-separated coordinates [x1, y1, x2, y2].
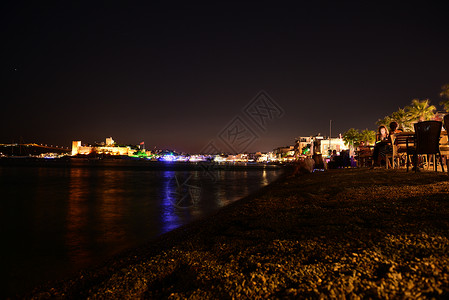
[389, 121, 403, 135]
[372, 125, 389, 167]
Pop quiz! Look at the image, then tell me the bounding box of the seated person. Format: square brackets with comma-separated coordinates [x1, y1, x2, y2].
[357, 141, 371, 154]
[339, 150, 351, 168]
[381, 121, 403, 167]
[372, 125, 389, 167]
[389, 121, 403, 135]
[327, 150, 339, 169]
[356, 141, 373, 167]
[312, 153, 325, 170]
[330, 149, 338, 160]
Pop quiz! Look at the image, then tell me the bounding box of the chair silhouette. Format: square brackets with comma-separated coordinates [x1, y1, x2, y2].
[386, 133, 406, 169]
[386, 133, 414, 171]
[412, 121, 444, 172]
[439, 115, 449, 173]
[444, 114, 449, 131]
[385, 134, 397, 169]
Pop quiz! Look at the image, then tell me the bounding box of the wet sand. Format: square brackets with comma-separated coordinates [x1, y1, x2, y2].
[28, 168, 449, 299]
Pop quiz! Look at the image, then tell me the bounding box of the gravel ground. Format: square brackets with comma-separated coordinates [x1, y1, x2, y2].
[27, 168, 449, 299]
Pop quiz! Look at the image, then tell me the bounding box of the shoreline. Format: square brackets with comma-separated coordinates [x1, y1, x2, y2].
[0, 157, 283, 171]
[26, 168, 449, 298]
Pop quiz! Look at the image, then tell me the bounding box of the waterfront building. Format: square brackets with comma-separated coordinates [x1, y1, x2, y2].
[319, 137, 348, 156]
[71, 137, 135, 156]
[273, 146, 295, 161]
[256, 153, 269, 162]
[295, 137, 313, 156]
[294, 135, 348, 157]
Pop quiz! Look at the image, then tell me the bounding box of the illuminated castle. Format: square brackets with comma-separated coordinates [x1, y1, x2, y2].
[71, 137, 134, 156]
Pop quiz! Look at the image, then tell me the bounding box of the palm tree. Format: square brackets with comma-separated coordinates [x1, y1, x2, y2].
[390, 108, 413, 132]
[440, 84, 449, 99]
[439, 84, 449, 112]
[360, 129, 376, 145]
[343, 128, 361, 155]
[376, 115, 393, 128]
[405, 99, 435, 122]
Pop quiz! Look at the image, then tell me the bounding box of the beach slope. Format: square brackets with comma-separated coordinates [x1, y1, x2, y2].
[30, 168, 449, 299]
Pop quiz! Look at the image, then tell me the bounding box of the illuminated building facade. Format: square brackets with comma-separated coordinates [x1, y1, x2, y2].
[105, 137, 115, 146]
[71, 137, 135, 156]
[71, 141, 82, 156]
[295, 136, 348, 157]
[320, 137, 348, 156]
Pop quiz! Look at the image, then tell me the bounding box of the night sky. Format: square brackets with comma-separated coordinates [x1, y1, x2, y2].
[2, 2, 449, 153]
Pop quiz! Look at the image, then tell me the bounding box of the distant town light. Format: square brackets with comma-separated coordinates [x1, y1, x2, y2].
[161, 154, 176, 162]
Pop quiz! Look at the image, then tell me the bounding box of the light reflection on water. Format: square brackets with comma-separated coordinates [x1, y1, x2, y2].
[0, 165, 282, 297]
[160, 170, 182, 233]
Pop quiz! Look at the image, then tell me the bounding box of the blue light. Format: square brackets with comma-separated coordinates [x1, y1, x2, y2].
[161, 154, 176, 162]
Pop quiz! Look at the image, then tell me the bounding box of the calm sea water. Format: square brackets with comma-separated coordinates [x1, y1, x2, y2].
[0, 162, 282, 297]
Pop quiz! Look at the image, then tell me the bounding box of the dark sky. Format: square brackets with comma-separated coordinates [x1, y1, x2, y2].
[2, 1, 449, 153]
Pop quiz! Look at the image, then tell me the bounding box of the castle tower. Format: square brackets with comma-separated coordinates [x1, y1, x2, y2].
[72, 141, 81, 156]
[106, 137, 114, 146]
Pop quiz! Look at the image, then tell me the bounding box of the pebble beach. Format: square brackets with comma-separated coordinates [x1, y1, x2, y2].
[28, 168, 449, 299]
